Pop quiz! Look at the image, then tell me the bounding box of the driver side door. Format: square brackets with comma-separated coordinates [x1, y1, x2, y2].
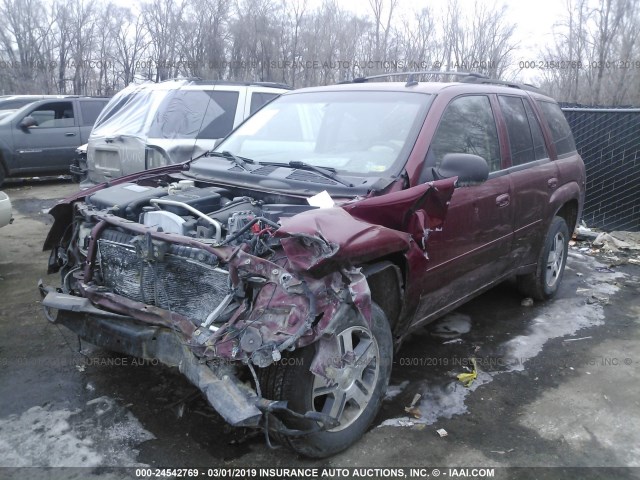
[413, 94, 514, 325]
[12, 100, 80, 174]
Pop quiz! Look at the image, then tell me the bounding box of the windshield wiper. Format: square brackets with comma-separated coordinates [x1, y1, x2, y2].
[206, 151, 255, 172]
[260, 160, 354, 187]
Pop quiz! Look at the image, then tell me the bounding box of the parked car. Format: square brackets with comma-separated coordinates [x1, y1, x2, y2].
[0, 96, 109, 185]
[0, 95, 71, 112]
[0, 191, 12, 227]
[79, 80, 291, 188]
[40, 73, 585, 458]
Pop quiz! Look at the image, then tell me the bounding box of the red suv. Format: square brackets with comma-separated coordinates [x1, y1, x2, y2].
[40, 73, 586, 458]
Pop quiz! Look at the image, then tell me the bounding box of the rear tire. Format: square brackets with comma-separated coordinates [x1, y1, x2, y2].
[517, 216, 569, 300]
[258, 303, 392, 458]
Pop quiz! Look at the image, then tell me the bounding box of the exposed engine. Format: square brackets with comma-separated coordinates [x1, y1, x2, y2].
[65, 179, 317, 327]
[84, 180, 314, 245]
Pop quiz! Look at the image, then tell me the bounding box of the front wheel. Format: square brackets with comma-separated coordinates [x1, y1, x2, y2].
[259, 303, 393, 458]
[517, 216, 570, 300]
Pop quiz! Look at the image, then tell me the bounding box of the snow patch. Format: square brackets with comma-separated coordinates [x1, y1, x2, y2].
[0, 396, 154, 467]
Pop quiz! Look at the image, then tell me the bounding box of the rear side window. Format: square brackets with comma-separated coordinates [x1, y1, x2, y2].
[197, 91, 240, 139]
[524, 100, 548, 160]
[537, 101, 576, 155]
[249, 92, 279, 115]
[499, 96, 548, 165]
[429, 95, 502, 171]
[80, 101, 107, 126]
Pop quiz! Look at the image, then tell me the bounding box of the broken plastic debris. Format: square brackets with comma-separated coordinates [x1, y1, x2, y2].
[491, 448, 515, 454]
[521, 297, 534, 307]
[404, 393, 422, 418]
[456, 358, 478, 387]
[436, 428, 448, 437]
[76, 365, 86, 372]
[563, 336, 592, 342]
[307, 190, 335, 209]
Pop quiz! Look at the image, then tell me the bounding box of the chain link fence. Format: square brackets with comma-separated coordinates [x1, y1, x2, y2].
[561, 107, 640, 232]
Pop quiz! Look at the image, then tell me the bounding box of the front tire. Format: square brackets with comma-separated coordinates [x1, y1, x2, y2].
[517, 216, 569, 300]
[259, 303, 393, 458]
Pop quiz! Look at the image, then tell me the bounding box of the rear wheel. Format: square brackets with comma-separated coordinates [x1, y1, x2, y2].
[259, 303, 392, 458]
[517, 216, 569, 300]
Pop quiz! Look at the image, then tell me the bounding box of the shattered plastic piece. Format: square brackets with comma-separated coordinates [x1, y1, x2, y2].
[436, 428, 448, 437]
[307, 190, 335, 209]
[398, 419, 415, 427]
[76, 365, 86, 372]
[563, 336, 592, 342]
[456, 358, 478, 387]
[404, 393, 422, 418]
[521, 297, 534, 307]
[574, 226, 599, 241]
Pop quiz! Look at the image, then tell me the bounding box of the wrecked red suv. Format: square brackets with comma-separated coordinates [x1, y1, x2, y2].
[40, 74, 585, 458]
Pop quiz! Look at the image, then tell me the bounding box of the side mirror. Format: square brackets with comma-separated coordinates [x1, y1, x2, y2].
[437, 153, 489, 186]
[20, 116, 38, 129]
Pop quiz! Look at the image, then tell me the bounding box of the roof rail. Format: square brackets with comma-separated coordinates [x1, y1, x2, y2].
[460, 76, 542, 93]
[346, 71, 488, 87]
[157, 77, 292, 90]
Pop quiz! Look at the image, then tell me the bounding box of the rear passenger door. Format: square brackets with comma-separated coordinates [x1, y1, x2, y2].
[12, 100, 80, 173]
[498, 95, 559, 267]
[414, 94, 514, 324]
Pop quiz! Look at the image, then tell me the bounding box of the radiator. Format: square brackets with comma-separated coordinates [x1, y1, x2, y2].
[97, 230, 229, 324]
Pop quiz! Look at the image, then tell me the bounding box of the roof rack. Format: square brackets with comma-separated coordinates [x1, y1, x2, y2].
[342, 70, 542, 92]
[460, 75, 542, 93]
[344, 71, 488, 87]
[158, 77, 292, 90]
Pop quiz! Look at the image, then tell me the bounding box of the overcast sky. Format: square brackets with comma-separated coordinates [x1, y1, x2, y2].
[320, 0, 569, 81]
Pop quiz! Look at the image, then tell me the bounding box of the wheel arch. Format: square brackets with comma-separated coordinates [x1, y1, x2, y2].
[554, 198, 579, 233]
[360, 255, 405, 331]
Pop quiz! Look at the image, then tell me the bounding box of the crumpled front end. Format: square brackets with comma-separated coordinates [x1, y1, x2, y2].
[41, 174, 455, 436]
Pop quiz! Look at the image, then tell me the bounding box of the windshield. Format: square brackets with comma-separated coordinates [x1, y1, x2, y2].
[214, 90, 432, 176]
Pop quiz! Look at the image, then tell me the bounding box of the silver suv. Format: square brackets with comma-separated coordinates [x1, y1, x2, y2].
[81, 80, 291, 187]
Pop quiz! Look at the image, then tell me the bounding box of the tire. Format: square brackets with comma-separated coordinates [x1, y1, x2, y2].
[0, 164, 5, 187]
[517, 216, 570, 301]
[258, 303, 393, 458]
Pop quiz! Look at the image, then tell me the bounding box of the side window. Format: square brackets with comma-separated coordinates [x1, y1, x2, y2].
[499, 96, 534, 165]
[537, 101, 576, 155]
[249, 92, 279, 115]
[524, 100, 548, 160]
[29, 101, 75, 128]
[429, 95, 502, 172]
[197, 91, 240, 139]
[80, 101, 107, 126]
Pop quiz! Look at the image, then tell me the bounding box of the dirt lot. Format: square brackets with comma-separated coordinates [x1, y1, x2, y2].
[0, 179, 639, 478]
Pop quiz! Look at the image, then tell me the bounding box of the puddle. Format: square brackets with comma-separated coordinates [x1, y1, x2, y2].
[380, 372, 493, 427]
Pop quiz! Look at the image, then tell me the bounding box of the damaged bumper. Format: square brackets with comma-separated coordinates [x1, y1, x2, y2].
[41, 289, 263, 427]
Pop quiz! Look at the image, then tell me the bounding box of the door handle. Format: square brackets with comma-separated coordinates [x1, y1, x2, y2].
[496, 193, 510, 208]
[548, 177, 558, 189]
[65, 132, 76, 137]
